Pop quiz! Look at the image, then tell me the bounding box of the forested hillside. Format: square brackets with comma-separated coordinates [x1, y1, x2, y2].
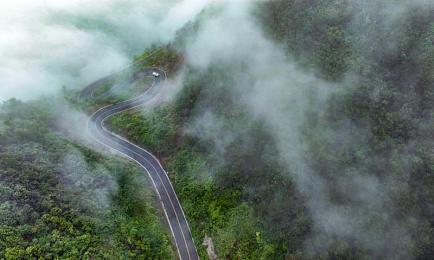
[259, 2, 434, 258]
[0, 99, 174, 259]
[106, 1, 434, 259]
[1, 1, 433, 260]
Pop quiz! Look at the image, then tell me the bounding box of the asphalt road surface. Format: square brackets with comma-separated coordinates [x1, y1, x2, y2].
[81, 68, 199, 260]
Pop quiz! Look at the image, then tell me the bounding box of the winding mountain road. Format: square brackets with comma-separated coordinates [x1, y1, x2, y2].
[80, 68, 199, 260]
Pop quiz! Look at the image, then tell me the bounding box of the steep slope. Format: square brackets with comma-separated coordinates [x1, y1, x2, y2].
[0, 99, 174, 259]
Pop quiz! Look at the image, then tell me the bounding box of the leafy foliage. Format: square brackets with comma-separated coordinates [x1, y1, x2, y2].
[107, 70, 304, 259]
[0, 99, 174, 259]
[108, 1, 434, 259]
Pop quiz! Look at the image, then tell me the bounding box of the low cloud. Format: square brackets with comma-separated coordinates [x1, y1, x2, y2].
[183, 0, 427, 258]
[61, 148, 117, 211]
[0, 0, 210, 101]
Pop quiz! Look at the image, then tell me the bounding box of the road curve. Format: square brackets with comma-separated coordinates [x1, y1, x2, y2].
[81, 68, 199, 260]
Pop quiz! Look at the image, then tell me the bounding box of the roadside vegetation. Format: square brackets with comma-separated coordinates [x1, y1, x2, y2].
[0, 99, 174, 259]
[107, 1, 434, 259]
[1, 1, 433, 259]
[107, 65, 307, 259]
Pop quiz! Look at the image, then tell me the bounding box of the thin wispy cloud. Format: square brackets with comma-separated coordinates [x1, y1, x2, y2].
[0, 0, 209, 101]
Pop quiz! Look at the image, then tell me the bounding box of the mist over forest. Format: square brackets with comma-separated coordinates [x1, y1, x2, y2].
[1, 0, 433, 259]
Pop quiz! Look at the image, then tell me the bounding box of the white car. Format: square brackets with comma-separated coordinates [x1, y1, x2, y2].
[152, 71, 160, 77]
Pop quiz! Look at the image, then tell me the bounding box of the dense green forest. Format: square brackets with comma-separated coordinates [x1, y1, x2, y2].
[258, 1, 434, 258]
[0, 99, 174, 259]
[106, 1, 434, 259]
[1, 1, 433, 260]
